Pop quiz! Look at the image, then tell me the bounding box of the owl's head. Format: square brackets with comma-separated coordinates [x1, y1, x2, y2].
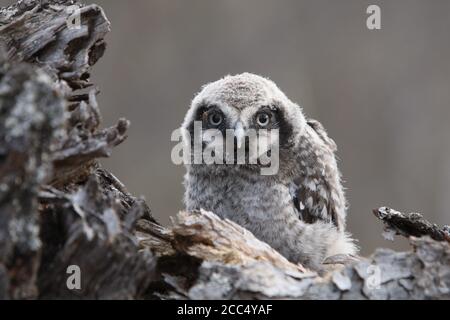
[181, 73, 307, 171]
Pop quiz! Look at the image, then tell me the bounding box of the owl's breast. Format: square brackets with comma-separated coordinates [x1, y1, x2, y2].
[184, 168, 294, 226]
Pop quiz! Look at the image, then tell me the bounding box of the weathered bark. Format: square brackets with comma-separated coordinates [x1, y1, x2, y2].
[0, 0, 155, 299]
[139, 209, 450, 300]
[0, 57, 66, 300]
[374, 207, 450, 242]
[0, 0, 449, 300]
[38, 175, 155, 299]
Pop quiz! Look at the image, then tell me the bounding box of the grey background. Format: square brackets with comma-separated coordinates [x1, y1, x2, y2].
[4, 0, 450, 254]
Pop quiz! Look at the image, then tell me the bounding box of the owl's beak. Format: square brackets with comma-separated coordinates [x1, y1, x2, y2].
[234, 122, 245, 149]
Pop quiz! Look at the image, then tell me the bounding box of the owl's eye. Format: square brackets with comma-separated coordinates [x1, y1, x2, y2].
[208, 112, 223, 126]
[256, 112, 271, 127]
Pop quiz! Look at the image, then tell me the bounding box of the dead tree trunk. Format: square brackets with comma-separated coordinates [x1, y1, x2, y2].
[0, 0, 155, 299]
[0, 0, 449, 300]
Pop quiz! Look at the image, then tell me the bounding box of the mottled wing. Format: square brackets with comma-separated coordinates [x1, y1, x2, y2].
[292, 119, 341, 228]
[306, 119, 337, 152]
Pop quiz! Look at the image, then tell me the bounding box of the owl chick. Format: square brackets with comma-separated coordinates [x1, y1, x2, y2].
[181, 73, 357, 270]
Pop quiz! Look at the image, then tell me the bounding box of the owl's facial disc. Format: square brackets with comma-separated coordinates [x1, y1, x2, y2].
[180, 74, 307, 174]
[184, 103, 281, 169]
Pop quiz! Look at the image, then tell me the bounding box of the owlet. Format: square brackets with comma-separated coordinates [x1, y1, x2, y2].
[181, 73, 357, 270]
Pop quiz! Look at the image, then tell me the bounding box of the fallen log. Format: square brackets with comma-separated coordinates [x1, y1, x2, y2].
[138, 209, 450, 300]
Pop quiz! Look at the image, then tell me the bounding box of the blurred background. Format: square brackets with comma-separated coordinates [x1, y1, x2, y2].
[5, 0, 449, 254]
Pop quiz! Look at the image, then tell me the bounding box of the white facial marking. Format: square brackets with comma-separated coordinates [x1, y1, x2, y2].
[234, 121, 245, 149]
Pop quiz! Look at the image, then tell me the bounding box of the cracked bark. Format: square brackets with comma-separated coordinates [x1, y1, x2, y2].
[0, 0, 449, 300]
[0, 0, 154, 300]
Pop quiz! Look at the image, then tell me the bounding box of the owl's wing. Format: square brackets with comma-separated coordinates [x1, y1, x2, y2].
[292, 119, 340, 228]
[292, 175, 339, 227]
[306, 119, 337, 152]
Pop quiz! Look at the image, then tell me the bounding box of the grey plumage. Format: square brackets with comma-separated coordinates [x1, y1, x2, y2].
[181, 73, 357, 270]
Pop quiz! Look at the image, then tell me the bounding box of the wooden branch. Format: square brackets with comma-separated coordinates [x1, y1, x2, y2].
[374, 207, 450, 242]
[1, 0, 449, 300]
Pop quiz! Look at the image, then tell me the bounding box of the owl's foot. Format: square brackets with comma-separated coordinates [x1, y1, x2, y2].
[322, 254, 360, 265]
